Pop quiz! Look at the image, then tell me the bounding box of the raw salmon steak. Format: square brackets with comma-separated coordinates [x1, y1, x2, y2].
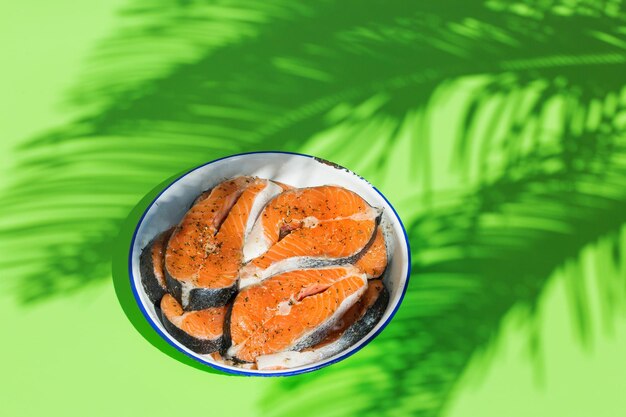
[139, 227, 174, 304]
[240, 186, 381, 287]
[255, 279, 389, 370]
[165, 177, 252, 283]
[159, 294, 228, 354]
[165, 177, 283, 310]
[227, 266, 368, 362]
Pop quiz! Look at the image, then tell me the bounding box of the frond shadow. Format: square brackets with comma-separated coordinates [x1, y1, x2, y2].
[262, 139, 626, 416]
[2, 1, 626, 416]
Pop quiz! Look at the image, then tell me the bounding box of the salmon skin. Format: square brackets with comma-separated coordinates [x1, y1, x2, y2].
[255, 279, 389, 370]
[240, 186, 382, 288]
[139, 228, 174, 304]
[227, 266, 368, 362]
[166, 177, 283, 310]
[158, 294, 228, 354]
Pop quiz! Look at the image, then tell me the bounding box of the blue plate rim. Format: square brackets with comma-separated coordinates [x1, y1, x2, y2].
[128, 150, 412, 377]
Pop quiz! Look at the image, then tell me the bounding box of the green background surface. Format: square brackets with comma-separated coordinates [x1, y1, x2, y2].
[1, 1, 626, 416]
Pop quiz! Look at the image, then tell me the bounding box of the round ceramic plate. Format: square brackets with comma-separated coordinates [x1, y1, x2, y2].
[129, 151, 411, 376]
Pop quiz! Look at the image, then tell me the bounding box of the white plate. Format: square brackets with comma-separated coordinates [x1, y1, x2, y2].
[129, 151, 411, 376]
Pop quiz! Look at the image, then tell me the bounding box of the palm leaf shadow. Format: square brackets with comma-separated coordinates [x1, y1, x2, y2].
[262, 142, 626, 417]
[3, 0, 625, 302]
[1, 0, 626, 415]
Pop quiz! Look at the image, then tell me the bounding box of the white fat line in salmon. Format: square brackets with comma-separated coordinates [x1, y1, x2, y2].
[239, 249, 374, 289]
[242, 223, 269, 263]
[296, 207, 382, 226]
[243, 181, 284, 240]
[240, 263, 361, 290]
